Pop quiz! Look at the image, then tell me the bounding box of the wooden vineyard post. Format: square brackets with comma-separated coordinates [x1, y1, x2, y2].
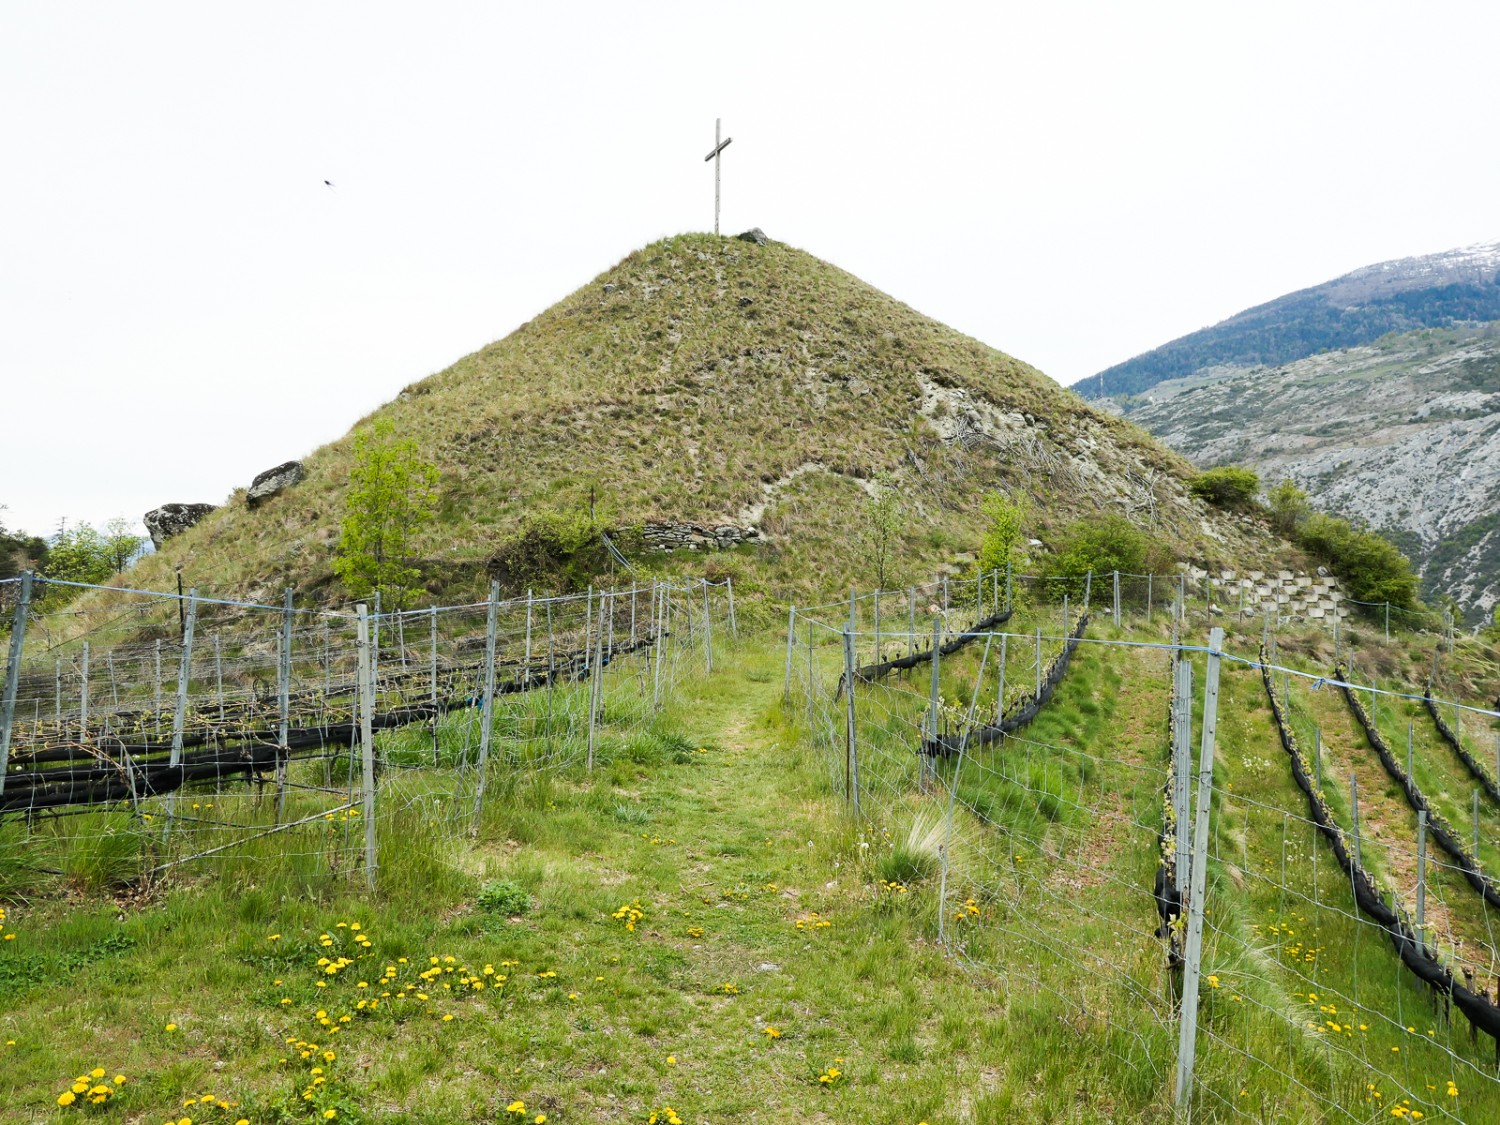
[169, 590, 198, 772]
[0, 571, 32, 798]
[842, 625, 859, 815]
[928, 614, 942, 745]
[1416, 809, 1428, 936]
[995, 634, 1008, 725]
[472, 581, 499, 823]
[524, 590, 534, 672]
[79, 642, 90, 743]
[1034, 626, 1042, 701]
[1350, 773, 1362, 869]
[154, 639, 163, 738]
[372, 591, 381, 696]
[1173, 658, 1193, 894]
[275, 588, 293, 823]
[652, 583, 665, 711]
[355, 604, 378, 889]
[214, 634, 225, 723]
[702, 579, 713, 674]
[1475, 790, 1482, 860]
[783, 606, 797, 701]
[1174, 627, 1223, 1113]
[588, 609, 604, 772]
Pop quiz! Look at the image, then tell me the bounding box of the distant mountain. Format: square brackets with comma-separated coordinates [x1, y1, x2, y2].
[1084, 241, 1500, 400]
[1122, 324, 1500, 623]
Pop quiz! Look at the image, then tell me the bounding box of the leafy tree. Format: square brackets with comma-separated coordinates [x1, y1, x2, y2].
[42, 521, 115, 590]
[976, 491, 1027, 578]
[864, 484, 904, 591]
[1189, 466, 1260, 510]
[1266, 478, 1311, 537]
[102, 517, 144, 574]
[333, 418, 440, 609]
[1040, 514, 1172, 598]
[0, 507, 49, 581]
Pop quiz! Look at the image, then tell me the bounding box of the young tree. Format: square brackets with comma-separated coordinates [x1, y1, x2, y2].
[103, 517, 144, 574]
[864, 484, 904, 591]
[1267, 477, 1312, 537]
[333, 418, 441, 609]
[976, 491, 1028, 576]
[43, 521, 115, 587]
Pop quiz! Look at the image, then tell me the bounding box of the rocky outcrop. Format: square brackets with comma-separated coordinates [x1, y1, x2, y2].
[1123, 325, 1500, 623]
[247, 461, 307, 509]
[736, 228, 769, 246]
[639, 522, 759, 551]
[143, 503, 217, 550]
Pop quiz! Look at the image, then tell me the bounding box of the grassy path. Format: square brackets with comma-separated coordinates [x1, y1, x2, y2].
[2, 639, 1167, 1125]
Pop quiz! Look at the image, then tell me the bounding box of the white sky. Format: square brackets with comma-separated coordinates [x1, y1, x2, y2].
[4, 1, 1498, 538]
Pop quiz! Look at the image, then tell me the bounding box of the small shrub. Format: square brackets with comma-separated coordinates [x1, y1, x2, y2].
[1189, 466, 1260, 509]
[477, 879, 531, 916]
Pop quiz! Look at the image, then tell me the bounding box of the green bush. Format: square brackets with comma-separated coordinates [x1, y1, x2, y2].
[1266, 478, 1311, 536]
[476, 878, 531, 916]
[1040, 515, 1172, 598]
[1189, 466, 1260, 509]
[487, 509, 641, 594]
[1295, 513, 1419, 608]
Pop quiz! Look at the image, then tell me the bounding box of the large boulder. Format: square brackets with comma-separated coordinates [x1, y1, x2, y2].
[143, 503, 217, 550]
[247, 460, 307, 509]
[736, 227, 769, 246]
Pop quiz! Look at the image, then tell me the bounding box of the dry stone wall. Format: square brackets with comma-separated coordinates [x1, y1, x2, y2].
[1185, 565, 1348, 620]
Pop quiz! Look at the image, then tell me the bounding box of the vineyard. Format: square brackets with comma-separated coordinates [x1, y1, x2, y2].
[3, 567, 1500, 1122]
[790, 572, 1500, 1121]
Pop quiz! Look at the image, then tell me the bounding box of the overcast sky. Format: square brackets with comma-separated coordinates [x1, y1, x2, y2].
[4, 1, 1498, 538]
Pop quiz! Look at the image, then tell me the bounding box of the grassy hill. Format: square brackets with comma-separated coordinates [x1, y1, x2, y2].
[120, 233, 1274, 611]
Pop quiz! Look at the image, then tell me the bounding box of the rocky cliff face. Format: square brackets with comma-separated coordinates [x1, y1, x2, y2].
[1119, 324, 1500, 622]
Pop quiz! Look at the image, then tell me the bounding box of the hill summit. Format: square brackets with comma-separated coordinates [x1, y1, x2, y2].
[129, 233, 1269, 604]
[1087, 239, 1500, 400]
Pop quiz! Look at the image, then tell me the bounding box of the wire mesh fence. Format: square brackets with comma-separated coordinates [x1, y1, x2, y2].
[0, 573, 734, 896]
[789, 570, 1500, 1120]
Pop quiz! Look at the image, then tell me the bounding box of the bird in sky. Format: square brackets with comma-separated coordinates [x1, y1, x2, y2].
[323, 180, 336, 191]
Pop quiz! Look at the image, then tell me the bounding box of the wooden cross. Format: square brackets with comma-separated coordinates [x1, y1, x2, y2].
[703, 118, 733, 236]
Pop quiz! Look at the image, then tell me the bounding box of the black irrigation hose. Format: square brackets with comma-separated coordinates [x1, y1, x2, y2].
[1260, 648, 1500, 1045]
[1338, 670, 1500, 912]
[855, 608, 1015, 683]
[1425, 689, 1500, 807]
[919, 614, 1088, 759]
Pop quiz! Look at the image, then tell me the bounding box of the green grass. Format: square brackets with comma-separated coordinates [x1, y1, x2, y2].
[7, 615, 1500, 1123]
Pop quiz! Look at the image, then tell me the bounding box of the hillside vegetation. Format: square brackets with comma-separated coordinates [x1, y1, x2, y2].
[1120, 323, 1500, 622]
[1086, 241, 1500, 399]
[118, 234, 1274, 611]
